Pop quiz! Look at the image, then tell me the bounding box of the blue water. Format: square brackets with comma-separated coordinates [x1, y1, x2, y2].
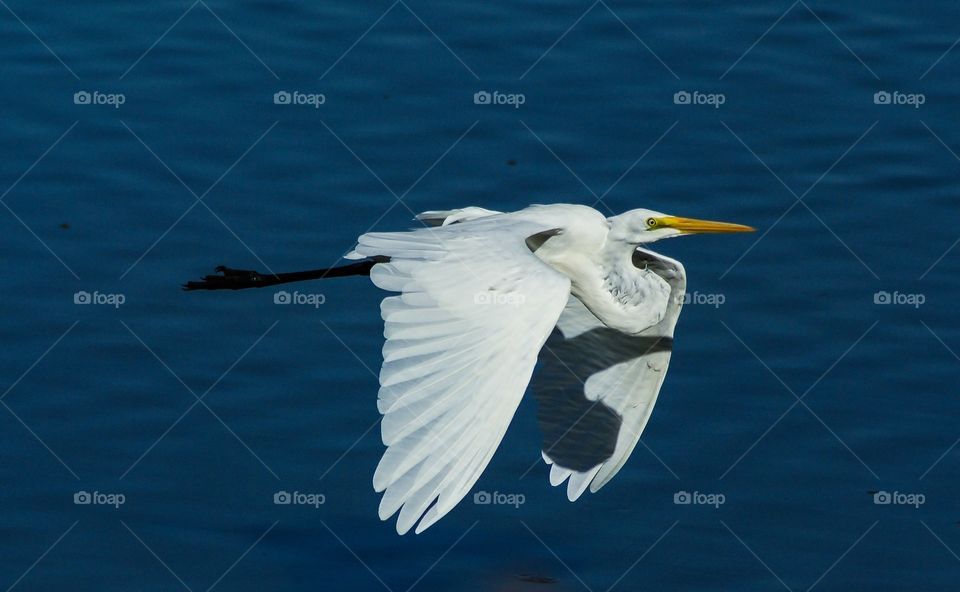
[3, 1, 960, 589]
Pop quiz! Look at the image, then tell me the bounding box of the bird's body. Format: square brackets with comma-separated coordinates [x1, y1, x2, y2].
[185, 203, 753, 534]
[412, 204, 673, 334]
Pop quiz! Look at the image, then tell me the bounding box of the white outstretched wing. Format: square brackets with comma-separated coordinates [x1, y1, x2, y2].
[533, 247, 686, 500]
[350, 216, 571, 534]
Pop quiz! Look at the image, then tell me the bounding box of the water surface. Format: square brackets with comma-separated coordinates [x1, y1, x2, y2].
[2, 1, 959, 589]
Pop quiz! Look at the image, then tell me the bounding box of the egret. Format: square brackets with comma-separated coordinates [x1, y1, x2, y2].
[184, 204, 754, 534]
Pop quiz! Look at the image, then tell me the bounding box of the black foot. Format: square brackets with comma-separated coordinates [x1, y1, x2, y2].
[183, 266, 270, 291]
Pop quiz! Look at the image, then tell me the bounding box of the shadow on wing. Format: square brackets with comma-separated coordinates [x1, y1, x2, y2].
[532, 326, 672, 472]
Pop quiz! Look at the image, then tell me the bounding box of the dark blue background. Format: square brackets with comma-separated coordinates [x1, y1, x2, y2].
[2, 1, 959, 589]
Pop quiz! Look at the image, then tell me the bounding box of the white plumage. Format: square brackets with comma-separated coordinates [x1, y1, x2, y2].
[345, 204, 753, 534]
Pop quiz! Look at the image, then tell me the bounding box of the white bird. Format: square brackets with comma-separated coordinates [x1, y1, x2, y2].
[185, 204, 754, 534]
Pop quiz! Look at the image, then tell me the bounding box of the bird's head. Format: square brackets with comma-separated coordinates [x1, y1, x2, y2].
[608, 208, 755, 244]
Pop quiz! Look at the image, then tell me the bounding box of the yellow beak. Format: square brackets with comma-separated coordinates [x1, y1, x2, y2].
[657, 216, 755, 234]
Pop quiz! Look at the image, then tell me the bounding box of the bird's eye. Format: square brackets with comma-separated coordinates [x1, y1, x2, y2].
[646, 217, 657, 228]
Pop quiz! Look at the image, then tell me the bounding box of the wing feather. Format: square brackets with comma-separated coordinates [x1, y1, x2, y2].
[533, 247, 686, 499]
[352, 215, 572, 534]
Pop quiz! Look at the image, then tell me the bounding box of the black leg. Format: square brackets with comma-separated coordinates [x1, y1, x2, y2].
[183, 259, 383, 291]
